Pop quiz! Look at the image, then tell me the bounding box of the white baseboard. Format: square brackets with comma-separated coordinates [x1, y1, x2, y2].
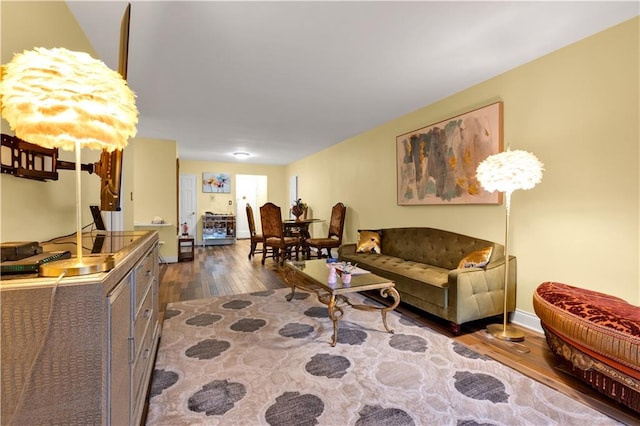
[512, 309, 543, 334]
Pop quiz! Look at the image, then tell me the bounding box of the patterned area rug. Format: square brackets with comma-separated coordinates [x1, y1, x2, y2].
[146, 288, 619, 425]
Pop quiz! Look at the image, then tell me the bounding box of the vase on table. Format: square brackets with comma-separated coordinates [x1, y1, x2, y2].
[342, 272, 351, 285]
[328, 265, 337, 284]
[291, 206, 306, 221]
[291, 198, 308, 221]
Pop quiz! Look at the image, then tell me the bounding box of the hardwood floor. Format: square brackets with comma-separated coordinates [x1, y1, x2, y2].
[157, 239, 639, 425]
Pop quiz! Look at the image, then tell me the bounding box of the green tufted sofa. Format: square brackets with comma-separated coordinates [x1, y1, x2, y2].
[338, 227, 516, 334]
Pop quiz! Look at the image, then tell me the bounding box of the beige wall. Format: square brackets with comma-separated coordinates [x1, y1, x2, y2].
[289, 18, 640, 317]
[132, 138, 178, 260]
[179, 160, 288, 241]
[1, 1, 102, 242]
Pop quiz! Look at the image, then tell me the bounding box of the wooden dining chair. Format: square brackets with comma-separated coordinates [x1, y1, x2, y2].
[304, 202, 346, 259]
[246, 203, 265, 259]
[259, 202, 300, 266]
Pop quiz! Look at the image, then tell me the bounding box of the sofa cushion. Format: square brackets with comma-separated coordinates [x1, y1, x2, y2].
[356, 230, 381, 254]
[457, 246, 493, 269]
[340, 252, 449, 288]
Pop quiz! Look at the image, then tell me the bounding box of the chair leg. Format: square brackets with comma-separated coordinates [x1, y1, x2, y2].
[280, 247, 291, 266]
[249, 241, 256, 259]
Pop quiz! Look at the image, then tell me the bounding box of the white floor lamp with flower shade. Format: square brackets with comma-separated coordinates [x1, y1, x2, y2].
[0, 47, 138, 277]
[476, 148, 544, 341]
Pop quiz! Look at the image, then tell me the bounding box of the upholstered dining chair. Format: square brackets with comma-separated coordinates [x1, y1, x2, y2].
[304, 202, 346, 259]
[259, 202, 300, 266]
[246, 203, 264, 259]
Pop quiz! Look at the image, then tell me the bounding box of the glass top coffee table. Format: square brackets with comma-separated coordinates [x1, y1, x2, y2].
[284, 259, 400, 346]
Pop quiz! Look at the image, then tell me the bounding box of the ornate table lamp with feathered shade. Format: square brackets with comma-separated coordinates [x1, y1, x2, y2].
[476, 148, 544, 341]
[0, 47, 138, 276]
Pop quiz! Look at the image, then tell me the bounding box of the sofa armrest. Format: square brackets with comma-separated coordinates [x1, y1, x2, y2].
[447, 256, 517, 324]
[338, 243, 357, 257]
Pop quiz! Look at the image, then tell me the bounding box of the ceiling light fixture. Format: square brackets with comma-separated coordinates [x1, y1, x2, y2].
[0, 46, 138, 276]
[233, 152, 250, 159]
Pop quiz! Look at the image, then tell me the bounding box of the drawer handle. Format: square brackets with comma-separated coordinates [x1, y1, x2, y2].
[144, 348, 151, 359]
[143, 309, 151, 319]
[145, 270, 152, 276]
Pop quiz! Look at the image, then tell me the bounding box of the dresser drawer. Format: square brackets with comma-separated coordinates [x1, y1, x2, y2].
[132, 315, 154, 407]
[133, 249, 154, 309]
[133, 285, 153, 357]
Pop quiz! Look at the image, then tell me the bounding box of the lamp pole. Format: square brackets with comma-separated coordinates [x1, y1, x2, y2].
[487, 190, 524, 341]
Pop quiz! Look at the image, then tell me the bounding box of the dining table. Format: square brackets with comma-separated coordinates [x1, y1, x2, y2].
[282, 218, 324, 240]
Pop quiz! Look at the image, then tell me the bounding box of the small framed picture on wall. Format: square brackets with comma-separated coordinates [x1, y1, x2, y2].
[202, 172, 231, 193]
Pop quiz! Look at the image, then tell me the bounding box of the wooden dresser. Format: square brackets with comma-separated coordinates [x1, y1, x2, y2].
[1, 231, 161, 425]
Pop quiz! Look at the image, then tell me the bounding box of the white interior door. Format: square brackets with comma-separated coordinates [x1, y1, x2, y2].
[179, 174, 197, 238]
[289, 175, 298, 219]
[236, 174, 267, 239]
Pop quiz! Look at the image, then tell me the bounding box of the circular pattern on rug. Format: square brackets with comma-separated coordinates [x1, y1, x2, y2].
[149, 368, 179, 398]
[356, 404, 415, 426]
[288, 291, 311, 300]
[185, 313, 222, 327]
[398, 316, 422, 328]
[265, 391, 324, 425]
[230, 317, 266, 332]
[250, 290, 275, 297]
[163, 308, 181, 320]
[453, 371, 509, 403]
[188, 379, 246, 416]
[185, 339, 231, 360]
[304, 306, 329, 318]
[452, 341, 490, 360]
[305, 353, 351, 378]
[336, 328, 368, 345]
[389, 333, 428, 352]
[279, 322, 314, 339]
[222, 299, 252, 310]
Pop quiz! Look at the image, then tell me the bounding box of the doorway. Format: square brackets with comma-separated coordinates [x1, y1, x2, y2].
[179, 174, 198, 238]
[235, 174, 268, 239]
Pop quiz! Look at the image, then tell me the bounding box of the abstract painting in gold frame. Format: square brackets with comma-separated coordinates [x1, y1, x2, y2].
[397, 101, 503, 205]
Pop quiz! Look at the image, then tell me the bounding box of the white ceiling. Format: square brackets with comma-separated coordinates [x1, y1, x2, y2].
[67, 1, 639, 165]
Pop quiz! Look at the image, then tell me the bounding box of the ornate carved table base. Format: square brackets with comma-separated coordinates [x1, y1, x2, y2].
[284, 261, 400, 346]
